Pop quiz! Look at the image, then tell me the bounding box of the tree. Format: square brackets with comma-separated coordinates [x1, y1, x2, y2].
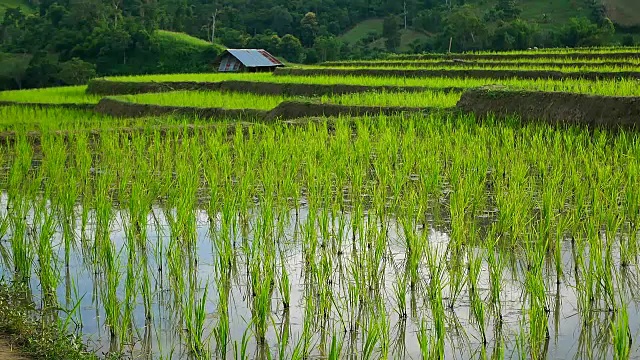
[24, 51, 61, 88]
[495, 0, 521, 21]
[622, 34, 635, 47]
[491, 19, 538, 50]
[278, 34, 304, 63]
[218, 28, 249, 48]
[56, 57, 96, 85]
[270, 6, 292, 36]
[247, 33, 281, 54]
[443, 5, 487, 51]
[0, 53, 31, 88]
[299, 12, 319, 47]
[560, 16, 613, 47]
[313, 35, 342, 62]
[383, 15, 400, 52]
[414, 9, 443, 33]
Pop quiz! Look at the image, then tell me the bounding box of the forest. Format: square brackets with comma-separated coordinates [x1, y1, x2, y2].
[0, 0, 636, 90]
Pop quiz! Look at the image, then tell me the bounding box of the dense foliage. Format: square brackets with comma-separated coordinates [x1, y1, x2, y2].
[0, 0, 635, 90]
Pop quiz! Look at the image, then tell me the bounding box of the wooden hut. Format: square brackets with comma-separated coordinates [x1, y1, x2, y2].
[215, 49, 284, 72]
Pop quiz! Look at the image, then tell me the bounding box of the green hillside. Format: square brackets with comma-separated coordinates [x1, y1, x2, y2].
[339, 1, 599, 54]
[340, 19, 430, 53]
[604, 0, 640, 27]
[98, 30, 226, 75]
[517, 0, 591, 29]
[0, 0, 32, 17]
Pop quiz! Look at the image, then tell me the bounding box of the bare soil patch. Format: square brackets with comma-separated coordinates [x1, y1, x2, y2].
[603, 0, 640, 27]
[275, 68, 640, 81]
[393, 52, 640, 61]
[94, 98, 266, 119]
[0, 101, 94, 110]
[456, 86, 640, 128]
[0, 336, 29, 360]
[265, 101, 429, 121]
[320, 60, 639, 68]
[86, 79, 462, 96]
[94, 98, 432, 122]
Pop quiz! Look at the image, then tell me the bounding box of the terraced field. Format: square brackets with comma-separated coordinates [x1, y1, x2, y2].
[1, 47, 640, 360]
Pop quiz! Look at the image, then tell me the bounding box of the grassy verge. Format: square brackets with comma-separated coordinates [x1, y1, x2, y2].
[0, 86, 101, 104]
[0, 281, 99, 360]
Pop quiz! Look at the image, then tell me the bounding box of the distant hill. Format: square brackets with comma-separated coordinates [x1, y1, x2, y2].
[339, 19, 430, 53]
[103, 30, 226, 75]
[339, 0, 640, 54]
[603, 0, 640, 28]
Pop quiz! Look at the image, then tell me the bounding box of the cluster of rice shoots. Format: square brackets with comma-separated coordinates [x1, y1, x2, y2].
[0, 108, 638, 359]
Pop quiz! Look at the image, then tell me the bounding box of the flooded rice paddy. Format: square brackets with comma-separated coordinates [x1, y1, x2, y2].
[0, 114, 639, 359]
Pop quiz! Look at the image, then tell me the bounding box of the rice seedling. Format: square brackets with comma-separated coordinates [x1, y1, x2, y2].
[114, 90, 289, 110]
[322, 90, 461, 108]
[0, 85, 100, 104]
[1, 92, 640, 360]
[104, 72, 640, 96]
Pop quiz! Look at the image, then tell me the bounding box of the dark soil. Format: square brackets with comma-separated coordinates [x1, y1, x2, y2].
[0, 101, 94, 111]
[275, 67, 640, 81]
[320, 60, 640, 68]
[93, 98, 266, 119]
[265, 101, 430, 121]
[0, 337, 29, 360]
[94, 98, 432, 121]
[393, 52, 640, 61]
[86, 79, 224, 96]
[86, 79, 463, 96]
[456, 86, 640, 128]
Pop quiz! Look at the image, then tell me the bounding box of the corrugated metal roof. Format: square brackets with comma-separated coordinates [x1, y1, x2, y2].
[225, 49, 284, 67]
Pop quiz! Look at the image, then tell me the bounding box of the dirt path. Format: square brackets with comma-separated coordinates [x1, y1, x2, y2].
[0, 337, 29, 360]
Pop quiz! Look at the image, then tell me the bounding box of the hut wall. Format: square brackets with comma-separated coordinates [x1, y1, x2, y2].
[218, 55, 243, 72]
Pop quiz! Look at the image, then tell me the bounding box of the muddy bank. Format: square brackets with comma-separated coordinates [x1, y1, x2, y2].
[320, 60, 639, 68]
[264, 101, 429, 121]
[394, 52, 640, 61]
[0, 123, 264, 146]
[87, 79, 462, 96]
[0, 337, 29, 360]
[95, 98, 431, 121]
[0, 101, 94, 111]
[94, 98, 266, 119]
[217, 81, 462, 96]
[456, 86, 640, 127]
[86, 79, 223, 95]
[275, 67, 640, 80]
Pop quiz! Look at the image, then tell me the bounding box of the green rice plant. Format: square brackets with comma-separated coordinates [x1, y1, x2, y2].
[327, 331, 344, 360]
[9, 200, 32, 283]
[392, 273, 408, 319]
[417, 319, 436, 360]
[361, 317, 381, 360]
[278, 258, 291, 309]
[104, 69, 640, 97]
[0, 86, 100, 104]
[611, 303, 632, 360]
[33, 200, 59, 306]
[486, 247, 504, 316]
[3, 103, 640, 359]
[322, 90, 461, 108]
[491, 318, 504, 360]
[213, 269, 231, 358]
[467, 249, 487, 346]
[114, 90, 288, 110]
[426, 246, 447, 358]
[233, 325, 252, 360]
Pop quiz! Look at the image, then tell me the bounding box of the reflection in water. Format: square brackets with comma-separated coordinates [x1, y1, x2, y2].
[0, 193, 639, 359]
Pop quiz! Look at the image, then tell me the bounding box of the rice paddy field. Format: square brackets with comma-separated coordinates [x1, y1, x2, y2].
[0, 47, 640, 360]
